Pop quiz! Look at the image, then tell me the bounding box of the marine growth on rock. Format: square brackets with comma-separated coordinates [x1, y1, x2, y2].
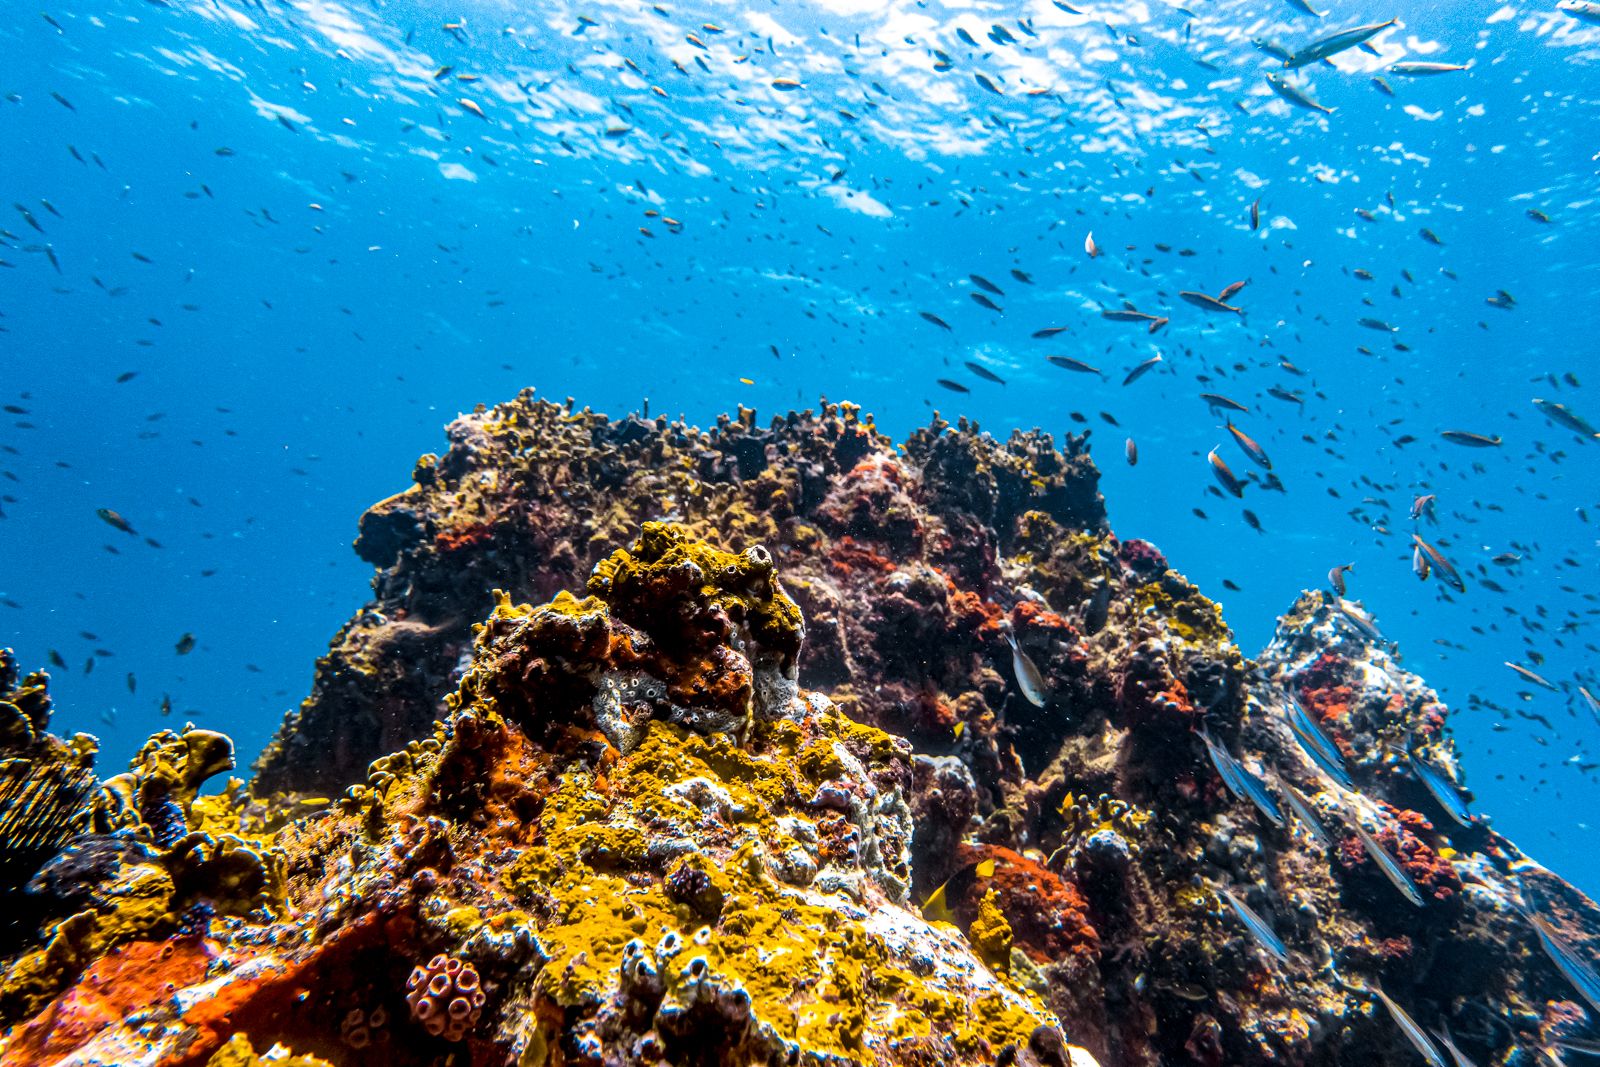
[1, 394, 1595, 1067]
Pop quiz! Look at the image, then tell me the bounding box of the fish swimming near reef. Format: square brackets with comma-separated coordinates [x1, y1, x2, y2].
[1411, 534, 1465, 593]
[1002, 624, 1049, 708]
[1207, 448, 1245, 497]
[1372, 987, 1449, 1067]
[1218, 886, 1288, 962]
[1328, 563, 1354, 596]
[1274, 774, 1332, 847]
[1123, 354, 1163, 386]
[1408, 750, 1474, 827]
[1283, 693, 1354, 789]
[1336, 598, 1386, 643]
[1523, 908, 1600, 1015]
[1225, 420, 1272, 470]
[1347, 815, 1426, 906]
[1199, 729, 1283, 827]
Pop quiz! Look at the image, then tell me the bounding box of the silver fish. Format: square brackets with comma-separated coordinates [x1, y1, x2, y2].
[1374, 988, 1448, 1067]
[1533, 398, 1600, 440]
[1276, 776, 1332, 847]
[1350, 817, 1425, 906]
[1527, 911, 1600, 1015]
[1285, 695, 1355, 789]
[1005, 629, 1049, 708]
[1219, 886, 1288, 962]
[1580, 686, 1600, 727]
[1409, 750, 1474, 828]
[1336, 599, 1386, 643]
[1284, 19, 1397, 69]
[1266, 73, 1333, 114]
[1391, 61, 1468, 75]
[1201, 730, 1283, 827]
[1430, 1021, 1480, 1067]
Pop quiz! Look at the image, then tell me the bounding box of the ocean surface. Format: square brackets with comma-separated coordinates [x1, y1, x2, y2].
[2, 0, 1597, 895]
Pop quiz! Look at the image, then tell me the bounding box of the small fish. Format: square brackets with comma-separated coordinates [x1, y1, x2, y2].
[1372, 76, 1396, 96]
[1580, 686, 1600, 726]
[1200, 393, 1250, 415]
[1411, 494, 1436, 521]
[175, 632, 196, 655]
[974, 72, 1004, 95]
[1412, 534, 1465, 593]
[920, 311, 953, 330]
[1373, 988, 1449, 1067]
[126, 672, 136, 695]
[1409, 749, 1474, 828]
[1420, 227, 1446, 245]
[1218, 886, 1288, 962]
[1217, 279, 1250, 302]
[1003, 626, 1049, 708]
[1225, 421, 1271, 470]
[1033, 326, 1071, 339]
[771, 77, 803, 91]
[160, 693, 172, 716]
[1276, 776, 1332, 847]
[1102, 309, 1162, 324]
[1328, 563, 1354, 596]
[965, 361, 1006, 385]
[1200, 730, 1283, 826]
[1440, 430, 1501, 448]
[457, 97, 487, 120]
[1391, 61, 1468, 76]
[1048, 355, 1101, 375]
[1123, 354, 1162, 386]
[1180, 290, 1243, 315]
[1207, 448, 1245, 497]
[1250, 198, 1261, 230]
[1283, 19, 1397, 69]
[970, 292, 1003, 313]
[1505, 661, 1558, 691]
[969, 273, 1005, 296]
[936, 379, 970, 394]
[1430, 1022, 1480, 1067]
[1526, 910, 1600, 1014]
[1533, 398, 1600, 440]
[1125, 438, 1138, 466]
[96, 507, 136, 534]
[1085, 231, 1102, 258]
[1560, 0, 1600, 25]
[1285, 694, 1354, 789]
[1412, 543, 1431, 582]
[1266, 73, 1333, 114]
[48, 649, 67, 669]
[1348, 817, 1425, 906]
[1337, 599, 1385, 643]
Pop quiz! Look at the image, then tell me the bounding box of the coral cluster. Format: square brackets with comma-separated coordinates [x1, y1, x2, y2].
[1, 393, 1596, 1067]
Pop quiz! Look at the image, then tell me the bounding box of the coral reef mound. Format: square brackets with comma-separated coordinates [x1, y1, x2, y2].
[3, 393, 1598, 1067]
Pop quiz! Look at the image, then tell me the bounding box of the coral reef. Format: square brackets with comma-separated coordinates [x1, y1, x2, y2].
[2, 393, 1596, 1067]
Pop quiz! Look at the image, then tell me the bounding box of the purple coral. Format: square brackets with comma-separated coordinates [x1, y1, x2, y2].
[405, 953, 485, 1042]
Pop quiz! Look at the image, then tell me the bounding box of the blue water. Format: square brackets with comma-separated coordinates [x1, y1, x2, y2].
[2, 0, 1597, 892]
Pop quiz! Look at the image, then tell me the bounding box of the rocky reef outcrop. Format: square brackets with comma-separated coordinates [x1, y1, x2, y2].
[1, 391, 1596, 1067]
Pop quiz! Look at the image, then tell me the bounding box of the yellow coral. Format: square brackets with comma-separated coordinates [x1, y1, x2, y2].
[204, 1033, 336, 1067]
[970, 888, 1014, 972]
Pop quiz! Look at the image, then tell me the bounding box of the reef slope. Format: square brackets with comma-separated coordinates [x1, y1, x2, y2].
[1, 393, 1596, 1067]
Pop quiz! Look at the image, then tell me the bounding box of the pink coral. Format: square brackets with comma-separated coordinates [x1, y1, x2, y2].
[405, 953, 485, 1042]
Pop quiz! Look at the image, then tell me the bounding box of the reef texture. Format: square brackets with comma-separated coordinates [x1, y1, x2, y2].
[1, 392, 1597, 1067]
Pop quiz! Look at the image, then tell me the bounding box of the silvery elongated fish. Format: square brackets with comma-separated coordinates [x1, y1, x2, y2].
[1219, 886, 1288, 962]
[1336, 599, 1385, 643]
[1266, 73, 1333, 114]
[1373, 988, 1448, 1067]
[1350, 817, 1425, 906]
[1408, 750, 1474, 827]
[1200, 730, 1283, 826]
[1527, 911, 1600, 1014]
[1004, 628, 1049, 708]
[1284, 693, 1354, 788]
[1284, 19, 1397, 69]
[1276, 776, 1332, 847]
[1430, 1021, 1480, 1067]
